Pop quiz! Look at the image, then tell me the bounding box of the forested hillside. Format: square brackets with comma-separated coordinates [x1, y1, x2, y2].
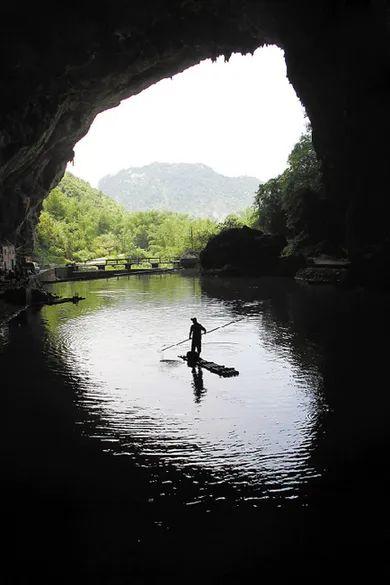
[254, 128, 343, 256]
[98, 162, 260, 218]
[36, 173, 254, 265]
[35, 131, 328, 266]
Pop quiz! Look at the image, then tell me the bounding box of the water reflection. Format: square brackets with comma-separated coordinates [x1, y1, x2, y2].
[2, 273, 390, 581]
[30, 273, 326, 504]
[190, 365, 206, 403]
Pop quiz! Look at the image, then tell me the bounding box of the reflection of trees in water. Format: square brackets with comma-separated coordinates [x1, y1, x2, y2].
[200, 274, 390, 479]
[43, 273, 201, 331]
[68, 272, 202, 301]
[200, 274, 381, 374]
[200, 275, 326, 373]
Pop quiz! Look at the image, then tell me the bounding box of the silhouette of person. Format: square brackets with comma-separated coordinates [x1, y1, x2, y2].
[189, 317, 206, 356]
[191, 365, 205, 403]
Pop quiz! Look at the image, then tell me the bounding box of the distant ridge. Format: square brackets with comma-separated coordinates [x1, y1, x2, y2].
[98, 162, 260, 218]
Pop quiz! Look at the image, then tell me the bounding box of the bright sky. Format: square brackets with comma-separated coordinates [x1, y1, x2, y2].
[68, 45, 307, 187]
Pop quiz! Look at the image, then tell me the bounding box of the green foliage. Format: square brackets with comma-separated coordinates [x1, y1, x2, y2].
[36, 173, 221, 264]
[254, 178, 287, 235]
[254, 129, 324, 250]
[218, 207, 259, 231]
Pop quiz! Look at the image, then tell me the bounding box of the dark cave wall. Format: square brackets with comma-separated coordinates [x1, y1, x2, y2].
[282, 1, 390, 258]
[0, 1, 389, 263]
[0, 1, 266, 249]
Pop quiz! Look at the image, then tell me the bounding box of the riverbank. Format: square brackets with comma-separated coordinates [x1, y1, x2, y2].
[40, 266, 178, 284]
[0, 299, 27, 326]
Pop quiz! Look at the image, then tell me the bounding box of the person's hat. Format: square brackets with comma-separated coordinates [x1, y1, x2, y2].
[191, 317, 197, 321]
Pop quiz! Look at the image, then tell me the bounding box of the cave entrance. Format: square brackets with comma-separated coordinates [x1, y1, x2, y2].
[0, 1, 388, 276]
[34, 46, 307, 268]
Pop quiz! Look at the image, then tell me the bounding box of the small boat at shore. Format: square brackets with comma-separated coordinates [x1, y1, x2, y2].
[47, 294, 85, 305]
[29, 294, 85, 307]
[32, 294, 85, 307]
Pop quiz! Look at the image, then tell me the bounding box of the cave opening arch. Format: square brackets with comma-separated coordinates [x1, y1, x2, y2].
[0, 1, 389, 275]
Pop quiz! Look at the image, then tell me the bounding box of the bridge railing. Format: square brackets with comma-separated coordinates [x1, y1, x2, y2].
[66, 257, 179, 271]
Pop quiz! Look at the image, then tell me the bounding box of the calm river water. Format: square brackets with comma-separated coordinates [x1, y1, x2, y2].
[1, 273, 389, 583]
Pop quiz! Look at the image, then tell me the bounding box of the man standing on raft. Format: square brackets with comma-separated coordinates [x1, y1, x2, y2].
[189, 317, 206, 357]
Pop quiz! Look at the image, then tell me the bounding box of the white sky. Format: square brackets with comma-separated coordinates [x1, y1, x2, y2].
[68, 45, 307, 187]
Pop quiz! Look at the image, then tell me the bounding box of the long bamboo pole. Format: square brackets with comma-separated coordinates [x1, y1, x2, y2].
[160, 317, 245, 352]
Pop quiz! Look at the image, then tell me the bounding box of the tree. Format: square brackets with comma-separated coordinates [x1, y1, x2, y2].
[35, 172, 223, 264]
[218, 207, 259, 232]
[254, 128, 328, 253]
[255, 178, 287, 235]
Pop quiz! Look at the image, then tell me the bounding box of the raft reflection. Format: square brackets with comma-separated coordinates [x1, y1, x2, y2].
[40, 274, 324, 502]
[1, 273, 389, 582]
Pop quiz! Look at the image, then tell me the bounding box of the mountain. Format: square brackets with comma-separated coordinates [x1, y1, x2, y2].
[98, 162, 260, 218]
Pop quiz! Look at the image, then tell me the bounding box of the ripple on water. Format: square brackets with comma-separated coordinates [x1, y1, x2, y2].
[40, 274, 328, 507]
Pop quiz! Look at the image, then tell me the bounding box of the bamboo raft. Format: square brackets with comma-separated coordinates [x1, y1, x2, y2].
[179, 354, 239, 377]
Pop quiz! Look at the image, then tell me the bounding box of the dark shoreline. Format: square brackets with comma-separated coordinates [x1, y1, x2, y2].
[40, 266, 177, 284]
